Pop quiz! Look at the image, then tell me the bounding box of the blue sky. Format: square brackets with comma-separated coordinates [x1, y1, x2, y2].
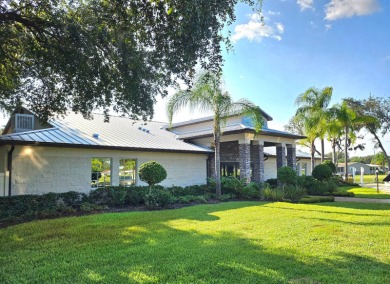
[157, 0, 390, 156]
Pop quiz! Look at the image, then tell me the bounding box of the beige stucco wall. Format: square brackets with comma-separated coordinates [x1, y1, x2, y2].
[8, 146, 208, 196]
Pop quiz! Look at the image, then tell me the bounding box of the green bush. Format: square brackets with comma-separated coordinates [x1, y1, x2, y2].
[262, 185, 284, 201]
[333, 191, 355, 197]
[79, 202, 105, 212]
[299, 196, 335, 203]
[322, 160, 336, 173]
[283, 185, 307, 203]
[138, 161, 167, 189]
[277, 166, 297, 186]
[125, 186, 149, 205]
[89, 187, 127, 206]
[312, 164, 332, 181]
[221, 177, 260, 199]
[266, 178, 278, 188]
[166, 185, 211, 196]
[144, 189, 174, 209]
[174, 195, 208, 204]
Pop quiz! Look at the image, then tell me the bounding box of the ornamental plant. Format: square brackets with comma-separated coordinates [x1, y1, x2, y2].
[312, 164, 332, 181]
[138, 161, 167, 193]
[277, 166, 297, 188]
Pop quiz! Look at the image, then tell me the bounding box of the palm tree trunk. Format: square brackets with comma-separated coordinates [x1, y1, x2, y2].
[331, 139, 337, 164]
[310, 140, 315, 175]
[321, 138, 325, 163]
[344, 126, 349, 180]
[214, 115, 222, 196]
[214, 138, 221, 196]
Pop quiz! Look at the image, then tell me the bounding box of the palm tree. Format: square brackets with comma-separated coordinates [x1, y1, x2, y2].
[295, 87, 333, 163]
[167, 72, 263, 195]
[329, 100, 377, 180]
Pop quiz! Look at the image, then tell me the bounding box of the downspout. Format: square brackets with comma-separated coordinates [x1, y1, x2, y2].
[7, 145, 15, 196]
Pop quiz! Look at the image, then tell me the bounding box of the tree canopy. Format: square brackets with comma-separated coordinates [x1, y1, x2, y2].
[0, 0, 261, 122]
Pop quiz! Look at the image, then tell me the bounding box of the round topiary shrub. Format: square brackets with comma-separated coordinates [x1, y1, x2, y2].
[138, 161, 167, 190]
[312, 164, 332, 181]
[322, 160, 336, 173]
[277, 166, 297, 186]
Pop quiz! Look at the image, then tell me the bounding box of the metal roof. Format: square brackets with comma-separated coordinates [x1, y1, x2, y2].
[0, 112, 211, 153]
[170, 108, 274, 129]
[176, 123, 306, 140]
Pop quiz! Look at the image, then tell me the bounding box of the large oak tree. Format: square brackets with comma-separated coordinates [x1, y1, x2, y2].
[0, 0, 261, 122]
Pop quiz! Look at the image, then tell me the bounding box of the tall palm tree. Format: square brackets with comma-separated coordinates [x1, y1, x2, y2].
[295, 87, 333, 163]
[329, 100, 377, 180]
[167, 72, 263, 195]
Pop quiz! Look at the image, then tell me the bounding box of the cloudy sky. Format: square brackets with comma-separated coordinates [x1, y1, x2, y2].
[156, 0, 390, 156]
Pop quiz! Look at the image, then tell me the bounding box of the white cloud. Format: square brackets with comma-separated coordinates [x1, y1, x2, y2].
[325, 0, 380, 21]
[297, 0, 314, 11]
[231, 13, 284, 43]
[276, 23, 284, 33]
[325, 24, 332, 30]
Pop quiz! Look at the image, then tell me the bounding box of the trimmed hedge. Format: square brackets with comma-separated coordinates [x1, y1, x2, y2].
[299, 196, 335, 203]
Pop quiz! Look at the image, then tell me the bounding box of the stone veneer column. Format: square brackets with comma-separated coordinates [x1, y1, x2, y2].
[287, 144, 296, 171]
[239, 139, 251, 183]
[276, 143, 286, 170]
[252, 140, 265, 182]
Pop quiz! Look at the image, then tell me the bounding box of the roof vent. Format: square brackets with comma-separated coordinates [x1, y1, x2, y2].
[138, 127, 150, 133]
[92, 133, 99, 139]
[15, 114, 34, 133]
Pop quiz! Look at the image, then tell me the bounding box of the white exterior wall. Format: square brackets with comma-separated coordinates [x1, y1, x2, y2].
[9, 146, 208, 196]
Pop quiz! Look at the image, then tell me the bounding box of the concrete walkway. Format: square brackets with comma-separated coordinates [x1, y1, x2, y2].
[334, 197, 390, 203]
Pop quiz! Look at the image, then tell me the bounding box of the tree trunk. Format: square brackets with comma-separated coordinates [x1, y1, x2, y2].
[371, 131, 390, 173]
[214, 115, 222, 196]
[344, 126, 349, 180]
[321, 138, 325, 163]
[310, 140, 315, 175]
[331, 139, 337, 164]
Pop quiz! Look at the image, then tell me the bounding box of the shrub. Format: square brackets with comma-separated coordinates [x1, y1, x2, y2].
[277, 166, 297, 186]
[299, 196, 335, 203]
[322, 160, 336, 173]
[79, 202, 105, 212]
[266, 178, 278, 188]
[221, 177, 260, 199]
[138, 161, 167, 191]
[174, 195, 208, 204]
[312, 164, 332, 181]
[125, 186, 149, 205]
[89, 187, 127, 206]
[283, 185, 306, 203]
[166, 184, 211, 196]
[333, 191, 355, 197]
[144, 189, 174, 209]
[262, 185, 284, 201]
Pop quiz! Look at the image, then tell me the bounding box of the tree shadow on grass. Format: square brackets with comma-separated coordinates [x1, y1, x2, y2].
[1, 201, 389, 283]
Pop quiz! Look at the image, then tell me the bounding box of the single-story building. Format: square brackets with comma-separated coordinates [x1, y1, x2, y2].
[0, 107, 317, 196]
[336, 162, 378, 175]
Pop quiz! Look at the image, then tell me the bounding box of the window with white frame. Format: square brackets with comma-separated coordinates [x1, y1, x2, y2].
[119, 159, 136, 186]
[91, 158, 111, 187]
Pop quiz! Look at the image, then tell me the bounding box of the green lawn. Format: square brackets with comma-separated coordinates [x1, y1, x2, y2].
[357, 174, 387, 184]
[1, 202, 390, 283]
[338, 185, 390, 199]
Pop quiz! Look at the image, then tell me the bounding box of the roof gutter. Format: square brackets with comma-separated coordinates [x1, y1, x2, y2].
[7, 145, 15, 196]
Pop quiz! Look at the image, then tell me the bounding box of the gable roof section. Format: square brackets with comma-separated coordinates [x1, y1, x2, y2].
[170, 108, 274, 129]
[175, 123, 305, 140]
[0, 112, 211, 153]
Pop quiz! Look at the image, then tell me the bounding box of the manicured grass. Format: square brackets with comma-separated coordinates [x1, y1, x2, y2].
[338, 185, 390, 199]
[1, 202, 390, 283]
[354, 174, 387, 184]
